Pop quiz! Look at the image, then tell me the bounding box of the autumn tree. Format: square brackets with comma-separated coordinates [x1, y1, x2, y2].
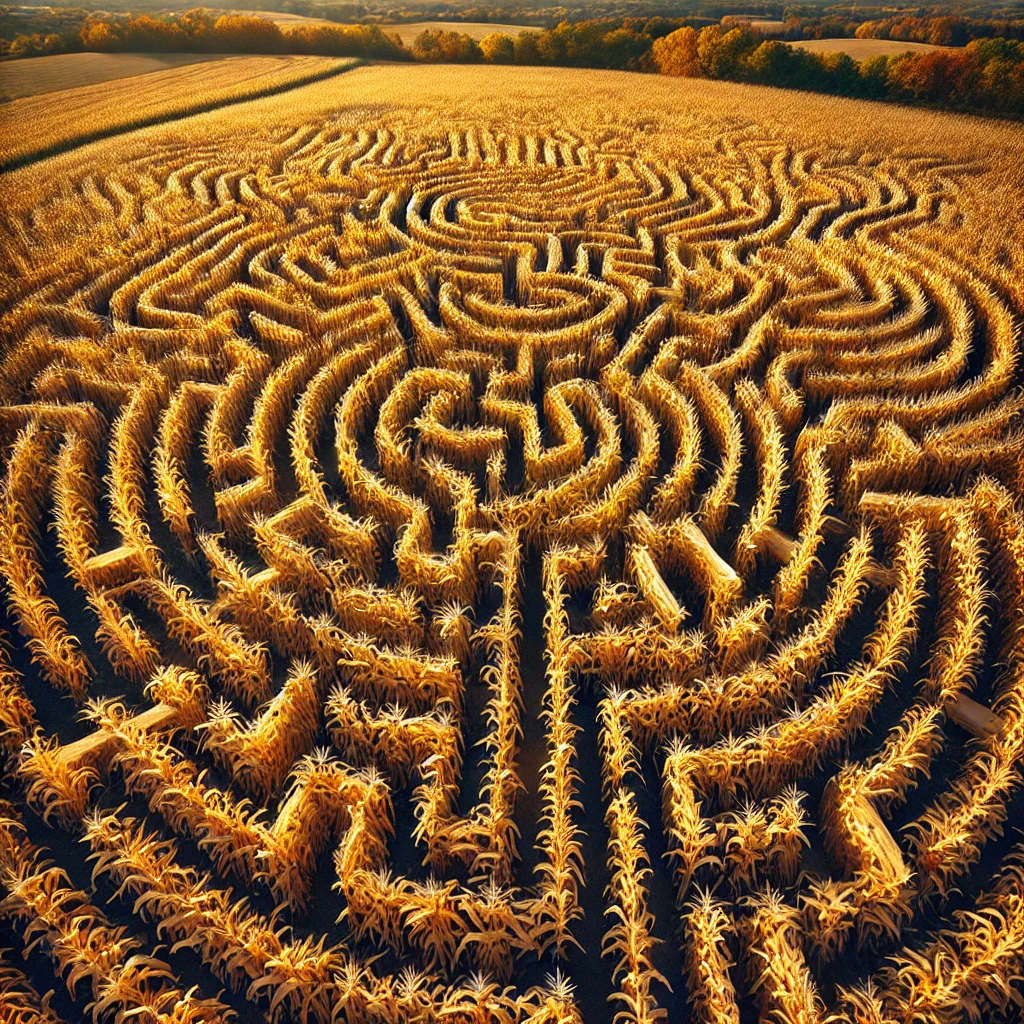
[652, 26, 702, 77]
[480, 32, 514, 64]
[411, 29, 482, 63]
[213, 15, 286, 53]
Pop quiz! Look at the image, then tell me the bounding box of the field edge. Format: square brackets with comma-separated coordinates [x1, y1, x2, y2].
[0, 56, 362, 174]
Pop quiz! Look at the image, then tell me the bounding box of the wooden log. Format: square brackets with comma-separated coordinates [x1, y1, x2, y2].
[128, 702, 180, 732]
[82, 545, 146, 589]
[680, 518, 741, 593]
[629, 543, 684, 633]
[825, 779, 908, 881]
[251, 567, 280, 589]
[864, 560, 901, 589]
[859, 491, 954, 519]
[672, 517, 743, 626]
[947, 693, 1004, 741]
[53, 702, 179, 769]
[875, 422, 920, 459]
[264, 497, 310, 533]
[855, 793, 907, 880]
[822, 515, 852, 538]
[760, 527, 798, 564]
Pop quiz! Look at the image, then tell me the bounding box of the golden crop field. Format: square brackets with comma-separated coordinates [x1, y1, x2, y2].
[1, 62, 1023, 1024]
[0, 52, 228, 100]
[793, 38, 946, 58]
[219, 10, 541, 41]
[217, 8, 342, 28]
[0, 55, 358, 171]
[374, 21, 541, 44]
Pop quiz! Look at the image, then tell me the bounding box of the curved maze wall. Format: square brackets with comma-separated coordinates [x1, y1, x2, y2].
[1, 122, 1023, 1024]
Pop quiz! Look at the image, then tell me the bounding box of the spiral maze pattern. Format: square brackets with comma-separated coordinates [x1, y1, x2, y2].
[1, 120, 1023, 1024]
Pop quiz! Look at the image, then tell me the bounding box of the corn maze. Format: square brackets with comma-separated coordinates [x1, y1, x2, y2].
[1, 100, 1024, 1024]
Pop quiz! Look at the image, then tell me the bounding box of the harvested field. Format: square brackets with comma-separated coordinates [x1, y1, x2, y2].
[1, 62, 1024, 1024]
[0, 55, 358, 169]
[227, 8, 340, 27]
[378, 20, 542, 44]
[793, 37, 948, 58]
[736, 17, 788, 32]
[221, 10, 542, 40]
[0, 51, 226, 100]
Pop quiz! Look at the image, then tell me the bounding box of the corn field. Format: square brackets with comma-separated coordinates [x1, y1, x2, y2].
[0, 56, 359, 171]
[1, 65, 1024, 1024]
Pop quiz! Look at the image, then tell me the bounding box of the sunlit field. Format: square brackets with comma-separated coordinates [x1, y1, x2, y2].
[225, 10, 542, 43]
[0, 51, 226, 99]
[0, 55, 356, 169]
[793, 37, 946, 58]
[1, 63, 1024, 1024]
[371, 21, 541, 45]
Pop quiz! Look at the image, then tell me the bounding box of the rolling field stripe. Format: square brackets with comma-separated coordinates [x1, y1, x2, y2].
[0, 58, 363, 174]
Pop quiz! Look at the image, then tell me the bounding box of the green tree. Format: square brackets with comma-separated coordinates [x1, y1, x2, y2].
[744, 39, 796, 85]
[817, 50, 859, 94]
[698, 26, 754, 79]
[480, 32, 514, 64]
[858, 54, 891, 98]
[601, 27, 648, 69]
[411, 29, 481, 63]
[513, 29, 540, 65]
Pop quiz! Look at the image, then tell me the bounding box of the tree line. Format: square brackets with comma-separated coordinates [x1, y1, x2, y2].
[3, 10, 1022, 120]
[755, 13, 1024, 45]
[411, 16, 1024, 117]
[651, 25, 1024, 118]
[5, 10, 408, 60]
[853, 14, 1024, 46]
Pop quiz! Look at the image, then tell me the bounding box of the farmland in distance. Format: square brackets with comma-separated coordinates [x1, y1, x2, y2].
[0, 55, 358, 169]
[792, 37, 947, 59]
[220, 10, 542, 42]
[0, 51, 228, 99]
